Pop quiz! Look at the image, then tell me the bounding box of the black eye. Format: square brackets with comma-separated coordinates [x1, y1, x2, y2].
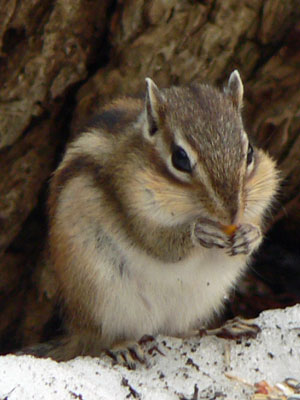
[247, 143, 254, 166]
[172, 145, 192, 173]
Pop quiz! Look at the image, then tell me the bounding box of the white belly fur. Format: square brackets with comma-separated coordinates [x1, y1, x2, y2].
[99, 246, 248, 342]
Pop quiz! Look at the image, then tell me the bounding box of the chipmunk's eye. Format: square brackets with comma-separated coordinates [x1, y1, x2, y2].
[247, 143, 254, 166]
[172, 145, 192, 173]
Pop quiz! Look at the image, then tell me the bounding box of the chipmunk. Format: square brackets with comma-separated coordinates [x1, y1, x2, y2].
[43, 71, 278, 367]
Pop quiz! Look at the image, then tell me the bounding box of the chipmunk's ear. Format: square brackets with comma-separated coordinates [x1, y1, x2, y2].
[225, 70, 244, 109]
[145, 77, 165, 136]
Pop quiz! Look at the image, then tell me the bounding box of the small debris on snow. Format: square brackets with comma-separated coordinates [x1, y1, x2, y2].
[0, 305, 300, 400]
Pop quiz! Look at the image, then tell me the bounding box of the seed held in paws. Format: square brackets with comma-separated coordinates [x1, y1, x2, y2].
[221, 224, 238, 236]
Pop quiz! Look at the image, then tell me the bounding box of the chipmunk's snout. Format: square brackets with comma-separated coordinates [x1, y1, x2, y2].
[221, 186, 244, 226]
[231, 202, 244, 226]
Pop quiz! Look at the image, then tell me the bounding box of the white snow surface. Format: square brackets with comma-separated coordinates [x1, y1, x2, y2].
[0, 305, 300, 400]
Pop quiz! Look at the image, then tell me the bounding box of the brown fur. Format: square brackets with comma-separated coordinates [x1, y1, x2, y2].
[42, 73, 279, 361]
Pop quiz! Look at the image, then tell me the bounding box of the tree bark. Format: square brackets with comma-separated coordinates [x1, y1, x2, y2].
[0, 0, 299, 352]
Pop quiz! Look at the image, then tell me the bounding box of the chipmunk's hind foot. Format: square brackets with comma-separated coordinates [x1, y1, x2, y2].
[106, 335, 165, 370]
[106, 341, 146, 370]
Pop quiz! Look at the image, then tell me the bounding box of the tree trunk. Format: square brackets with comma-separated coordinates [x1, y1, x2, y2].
[0, 0, 299, 352]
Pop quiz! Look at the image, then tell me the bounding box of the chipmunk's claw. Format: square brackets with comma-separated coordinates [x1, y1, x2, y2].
[193, 219, 231, 250]
[228, 224, 261, 256]
[203, 316, 261, 340]
[106, 341, 146, 370]
[106, 335, 164, 369]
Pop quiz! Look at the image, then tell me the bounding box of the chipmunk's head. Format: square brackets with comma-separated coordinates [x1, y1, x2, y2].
[131, 71, 278, 227]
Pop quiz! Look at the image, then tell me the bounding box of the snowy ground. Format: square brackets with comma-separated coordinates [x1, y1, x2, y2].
[0, 305, 300, 400]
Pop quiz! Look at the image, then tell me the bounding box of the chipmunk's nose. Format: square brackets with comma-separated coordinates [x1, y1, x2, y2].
[232, 207, 242, 225]
[220, 206, 241, 236]
[226, 190, 243, 225]
[223, 201, 238, 226]
[218, 206, 240, 228]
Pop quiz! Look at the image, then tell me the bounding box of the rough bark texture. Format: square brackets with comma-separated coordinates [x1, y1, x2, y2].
[0, 0, 299, 352]
[0, 0, 113, 351]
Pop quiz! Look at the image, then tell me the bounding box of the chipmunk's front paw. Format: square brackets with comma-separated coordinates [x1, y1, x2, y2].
[192, 219, 231, 250]
[229, 223, 261, 256]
